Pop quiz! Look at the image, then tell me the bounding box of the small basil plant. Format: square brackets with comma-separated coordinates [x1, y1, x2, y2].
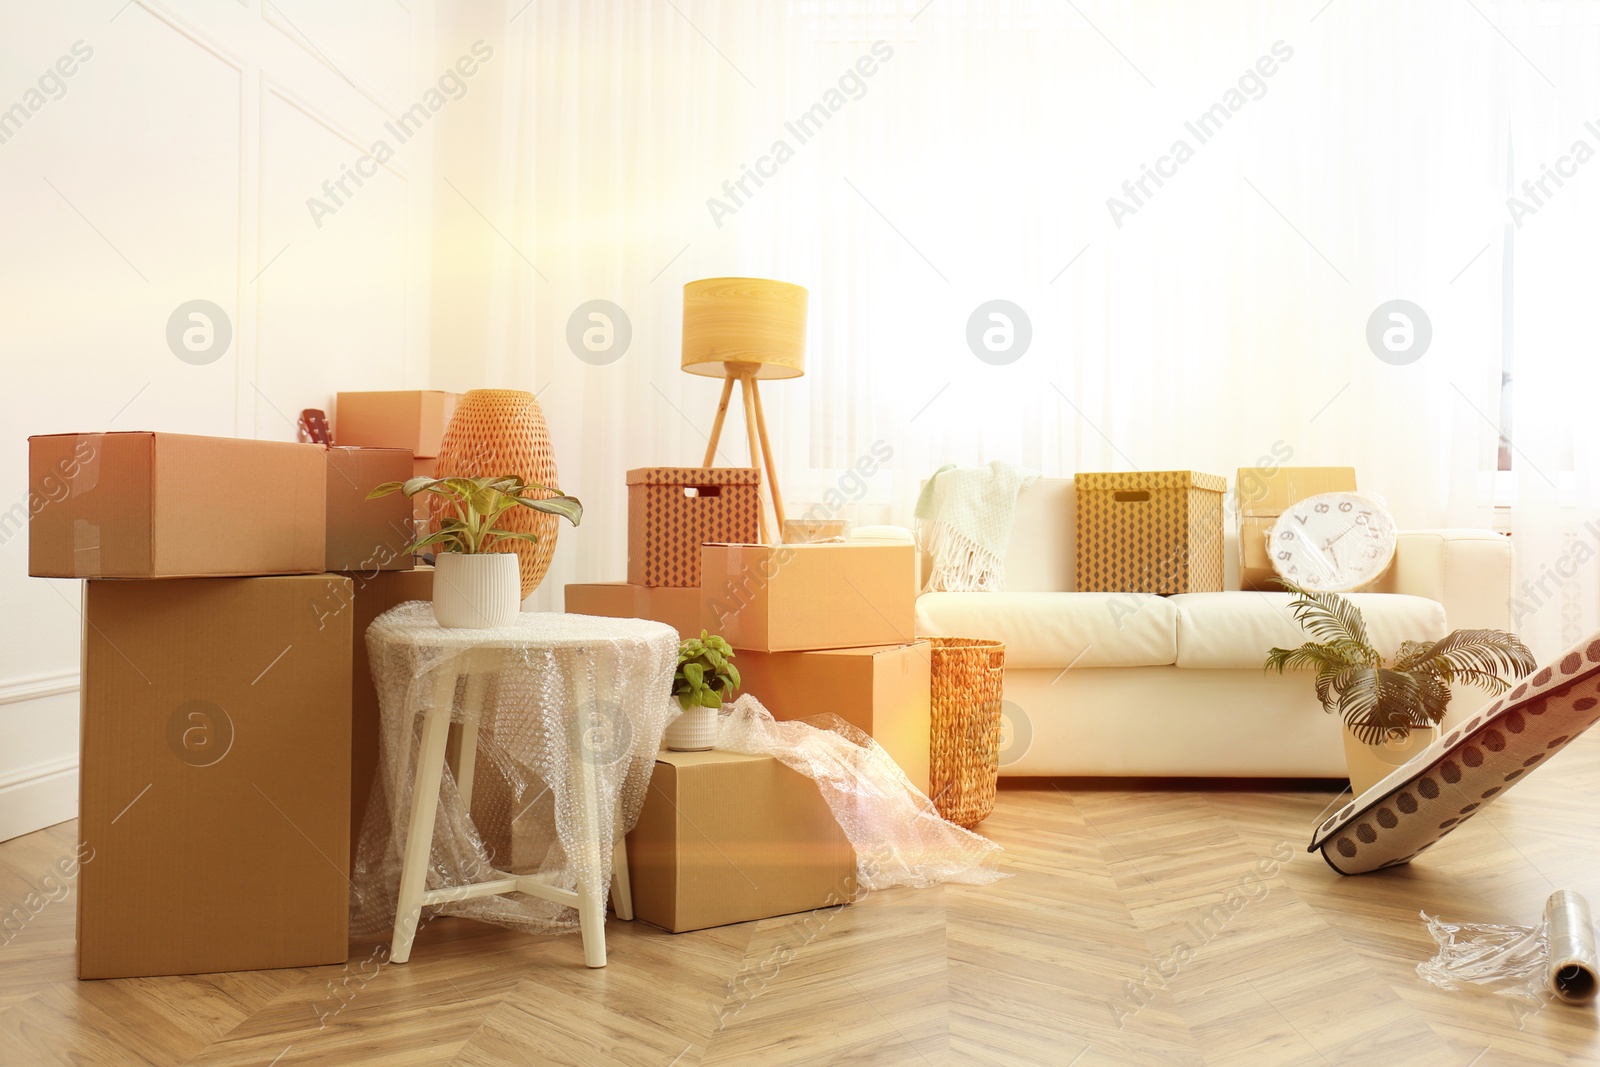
[673, 631, 741, 712]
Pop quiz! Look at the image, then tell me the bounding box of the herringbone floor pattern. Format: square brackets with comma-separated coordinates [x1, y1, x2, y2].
[4, 733, 1599, 1065]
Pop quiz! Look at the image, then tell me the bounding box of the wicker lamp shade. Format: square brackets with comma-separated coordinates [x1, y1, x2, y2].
[681, 277, 808, 380]
[429, 389, 562, 598]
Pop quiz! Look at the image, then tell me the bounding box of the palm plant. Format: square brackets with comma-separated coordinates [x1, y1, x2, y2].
[1264, 581, 1536, 744]
[367, 475, 581, 556]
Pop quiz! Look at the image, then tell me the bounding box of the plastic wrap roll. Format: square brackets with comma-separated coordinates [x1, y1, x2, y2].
[1543, 891, 1599, 1004]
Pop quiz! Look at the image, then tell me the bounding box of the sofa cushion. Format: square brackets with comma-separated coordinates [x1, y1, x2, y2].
[1169, 592, 1448, 670]
[914, 591, 1177, 669]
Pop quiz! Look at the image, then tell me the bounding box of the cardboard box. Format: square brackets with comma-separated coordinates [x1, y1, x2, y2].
[627, 467, 761, 587]
[564, 581, 703, 637]
[27, 432, 325, 578]
[345, 567, 434, 868]
[334, 390, 459, 458]
[700, 543, 917, 652]
[411, 456, 438, 525]
[732, 643, 932, 791]
[78, 575, 353, 978]
[325, 446, 414, 572]
[1074, 471, 1226, 594]
[625, 751, 856, 932]
[1235, 466, 1358, 591]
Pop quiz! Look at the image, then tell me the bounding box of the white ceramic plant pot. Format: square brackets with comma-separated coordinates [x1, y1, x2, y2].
[432, 552, 521, 629]
[664, 705, 718, 752]
[1343, 723, 1439, 796]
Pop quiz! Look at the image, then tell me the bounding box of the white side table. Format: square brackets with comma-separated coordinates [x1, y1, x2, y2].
[365, 604, 677, 968]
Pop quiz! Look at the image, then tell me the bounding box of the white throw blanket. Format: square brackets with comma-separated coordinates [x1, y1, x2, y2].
[914, 461, 1040, 592]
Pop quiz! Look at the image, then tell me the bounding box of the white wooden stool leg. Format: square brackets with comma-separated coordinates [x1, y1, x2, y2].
[610, 835, 634, 921]
[389, 674, 457, 965]
[453, 671, 489, 808]
[571, 695, 608, 968]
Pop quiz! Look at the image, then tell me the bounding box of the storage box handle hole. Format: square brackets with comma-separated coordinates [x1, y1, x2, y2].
[683, 485, 722, 499]
[1113, 490, 1151, 503]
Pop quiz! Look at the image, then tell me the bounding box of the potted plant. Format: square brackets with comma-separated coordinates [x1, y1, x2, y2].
[368, 475, 581, 628]
[664, 631, 741, 751]
[1264, 581, 1535, 794]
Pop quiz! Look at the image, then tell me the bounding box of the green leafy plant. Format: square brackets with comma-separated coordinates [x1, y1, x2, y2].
[673, 631, 741, 712]
[1264, 580, 1536, 745]
[367, 475, 581, 556]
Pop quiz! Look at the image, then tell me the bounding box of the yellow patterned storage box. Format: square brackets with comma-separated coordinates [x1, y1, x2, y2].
[1074, 470, 1226, 594]
[627, 467, 761, 587]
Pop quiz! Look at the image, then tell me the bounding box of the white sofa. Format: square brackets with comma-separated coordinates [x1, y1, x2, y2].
[913, 478, 1514, 778]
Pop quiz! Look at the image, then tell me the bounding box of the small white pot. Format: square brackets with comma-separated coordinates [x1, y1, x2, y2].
[664, 705, 718, 752]
[432, 552, 521, 629]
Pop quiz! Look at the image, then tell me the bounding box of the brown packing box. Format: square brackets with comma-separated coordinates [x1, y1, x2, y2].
[325, 447, 415, 572]
[733, 643, 932, 792]
[411, 456, 437, 525]
[625, 750, 856, 933]
[78, 575, 352, 979]
[334, 390, 459, 458]
[701, 543, 917, 653]
[564, 581, 703, 637]
[27, 432, 325, 578]
[344, 567, 434, 869]
[1235, 466, 1358, 591]
[1074, 470, 1227, 594]
[627, 467, 762, 588]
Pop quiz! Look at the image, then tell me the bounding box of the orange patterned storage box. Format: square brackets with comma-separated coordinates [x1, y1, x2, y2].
[1075, 470, 1226, 594]
[627, 467, 761, 587]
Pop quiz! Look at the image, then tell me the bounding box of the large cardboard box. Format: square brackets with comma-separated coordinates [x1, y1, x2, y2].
[334, 390, 459, 458]
[344, 567, 434, 868]
[732, 643, 932, 792]
[700, 543, 916, 652]
[27, 432, 325, 578]
[1236, 466, 1358, 591]
[1075, 470, 1226, 594]
[564, 581, 703, 637]
[325, 446, 414, 572]
[627, 467, 761, 588]
[78, 575, 353, 978]
[625, 751, 856, 932]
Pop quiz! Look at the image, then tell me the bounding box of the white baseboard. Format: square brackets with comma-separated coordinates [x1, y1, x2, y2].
[0, 670, 79, 706]
[0, 756, 78, 843]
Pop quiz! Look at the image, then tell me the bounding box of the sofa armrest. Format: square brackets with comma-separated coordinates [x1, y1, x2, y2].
[1370, 529, 1513, 633]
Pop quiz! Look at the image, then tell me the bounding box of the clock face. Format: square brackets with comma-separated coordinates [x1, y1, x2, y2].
[1268, 492, 1398, 592]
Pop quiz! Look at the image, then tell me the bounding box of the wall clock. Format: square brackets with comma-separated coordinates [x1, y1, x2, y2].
[1268, 491, 1398, 592]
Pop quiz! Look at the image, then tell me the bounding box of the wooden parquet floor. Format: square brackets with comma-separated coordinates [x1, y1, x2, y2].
[4, 732, 1600, 1066]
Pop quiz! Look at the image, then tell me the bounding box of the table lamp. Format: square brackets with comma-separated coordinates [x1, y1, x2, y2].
[681, 276, 808, 544]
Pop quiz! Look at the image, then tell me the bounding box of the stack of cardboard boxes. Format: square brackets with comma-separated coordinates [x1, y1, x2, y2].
[566, 466, 931, 932]
[27, 392, 452, 979]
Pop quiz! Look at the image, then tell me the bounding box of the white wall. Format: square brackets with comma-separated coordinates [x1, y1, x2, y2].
[0, 0, 439, 841]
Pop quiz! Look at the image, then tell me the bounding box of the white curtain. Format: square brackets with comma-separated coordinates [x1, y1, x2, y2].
[452, 0, 1598, 658]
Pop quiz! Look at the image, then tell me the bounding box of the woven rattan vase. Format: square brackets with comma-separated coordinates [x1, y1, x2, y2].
[431, 389, 562, 598]
[927, 637, 1006, 828]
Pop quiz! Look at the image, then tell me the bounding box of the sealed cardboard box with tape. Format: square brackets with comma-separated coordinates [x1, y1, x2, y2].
[564, 581, 703, 637]
[78, 575, 352, 979]
[27, 432, 326, 579]
[700, 542, 916, 652]
[625, 750, 857, 932]
[1235, 466, 1358, 590]
[732, 642, 932, 791]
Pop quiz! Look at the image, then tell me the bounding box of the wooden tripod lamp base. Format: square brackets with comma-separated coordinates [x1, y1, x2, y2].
[681, 278, 808, 546]
[701, 367, 784, 544]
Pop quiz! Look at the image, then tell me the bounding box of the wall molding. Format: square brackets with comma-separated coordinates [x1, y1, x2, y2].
[0, 671, 79, 707]
[0, 755, 77, 843]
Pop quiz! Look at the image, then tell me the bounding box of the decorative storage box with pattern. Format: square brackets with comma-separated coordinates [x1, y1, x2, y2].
[1075, 470, 1226, 594]
[626, 467, 761, 587]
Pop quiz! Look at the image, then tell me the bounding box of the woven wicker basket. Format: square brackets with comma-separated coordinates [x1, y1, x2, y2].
[927, 637, 1005, 828]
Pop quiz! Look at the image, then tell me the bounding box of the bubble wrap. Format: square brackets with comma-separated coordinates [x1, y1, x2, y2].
[351, 603, 678, 939]
[716, 695, 1007, 889]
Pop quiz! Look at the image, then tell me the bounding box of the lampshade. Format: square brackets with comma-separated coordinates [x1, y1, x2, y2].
[681, 277, 808, 379]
